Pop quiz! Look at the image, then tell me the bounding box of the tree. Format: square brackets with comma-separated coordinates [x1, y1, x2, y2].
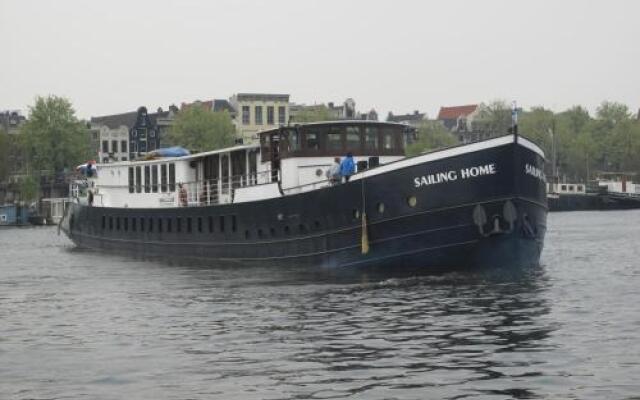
[405, 121, 458, 156]
[20, 95, 91, 176]
[290, 105, 332, 123]
[166, 107, 235, 152]
[0, 130, 9, 181]
[471, 100, 512, 136]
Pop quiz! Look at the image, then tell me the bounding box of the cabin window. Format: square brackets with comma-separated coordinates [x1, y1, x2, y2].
[152, 165, 158, 193]
[365, 126, 379, 152]
[169, 163, 176, 192]
[135, 166, 142, 193]
[102, 216, 106, 230]
[232, 215, 237, 232]
[219, 216, 225, 232]
[208, 216, 214, 233]
[561, 185, 567, 191]
[327, 126, 343, 151]
[167, 218, 172, 233]
[161, 164, 168, 192]
[407, 196, 417, 208]
[144, 166, 151, 193]
[577, 185, 583, 191]
[132, 217, 137, 231]
[377, 202, 385, 214]
[158, 218, 163, 233]
[128, 167, 134, 193]
[267, 106, 275, 124]
[198, 217, 202, 233]
[116, 217, 120, 230]
[569, 185, 574, 191]
[187, 217, 192, 233]
[177, 217, 181, 233]
[221, 155, 230, 193]
[109, 216, 113, 230]
[124, 217, 128, 231]
[249, 151, 258, 185]
[140, 217, 145, 232]
[289, 131, 300, 152]
[383, 131, 394, 150]
[345, 126, 361, 152]
[255, 106, 263, 125]
[304, 132, 320, 150]
[148, 217, 153, 232]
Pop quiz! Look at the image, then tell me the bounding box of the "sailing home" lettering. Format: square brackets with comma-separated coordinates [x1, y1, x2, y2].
[413, 163, 497, 188]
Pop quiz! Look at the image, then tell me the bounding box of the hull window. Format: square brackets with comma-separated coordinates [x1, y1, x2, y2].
[140, 218, 145, 232]
[208, 216, 214, 233]
[148, 217, 153, 233]
[132, 218, 136, 232]
[187, 217, 192, 233]
[124, 218, 128, 232]
[219, 216, 225, 232]
[198, 217, 202, 233]
[158, 218, 163, 233]
[232, 215, 237, 232]
[167, 218, 172, 233]
[101, 216, 106, 230]
[177, 217, 181, 233]
[109, 217, 113, 230]
[116, 217, 120, 231]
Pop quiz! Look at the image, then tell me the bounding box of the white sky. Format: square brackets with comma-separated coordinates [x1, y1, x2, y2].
[1, 0, 639, 119]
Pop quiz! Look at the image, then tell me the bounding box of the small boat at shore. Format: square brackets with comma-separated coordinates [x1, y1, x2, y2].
[60, 120, 547, 274]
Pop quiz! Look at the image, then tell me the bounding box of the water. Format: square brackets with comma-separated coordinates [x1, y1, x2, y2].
[1, 211, 640, 399]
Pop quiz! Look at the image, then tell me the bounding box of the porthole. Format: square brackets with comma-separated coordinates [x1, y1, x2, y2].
[270, 227, 276, 237]
[298, 224, 306, 233]
[407, 196, 417, 208]
[277, 213, 284, 221]
[315, 168, 323, 177]
[377, 202, 385, 214]
[353, 209, 360, 219]
[258, 228, 264, 238]
[245, 230, 250, 239]
[284, 225, 290, 235]
[314, 220, 321, 229]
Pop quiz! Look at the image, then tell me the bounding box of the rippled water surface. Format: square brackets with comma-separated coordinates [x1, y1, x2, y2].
[2, 211, 640, 399]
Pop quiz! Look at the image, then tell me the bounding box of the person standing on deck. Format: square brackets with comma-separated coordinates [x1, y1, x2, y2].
[327, 157, 341, 185]
[340, 153, 355, 182]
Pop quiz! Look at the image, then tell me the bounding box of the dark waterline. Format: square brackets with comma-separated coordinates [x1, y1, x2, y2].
[1, 211, 640, 399]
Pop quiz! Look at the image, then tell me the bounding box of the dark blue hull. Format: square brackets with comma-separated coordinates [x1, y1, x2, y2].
[63, 135, 547, 274]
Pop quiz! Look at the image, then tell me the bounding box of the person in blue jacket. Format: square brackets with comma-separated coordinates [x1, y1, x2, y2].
[340, 152, 356, 182]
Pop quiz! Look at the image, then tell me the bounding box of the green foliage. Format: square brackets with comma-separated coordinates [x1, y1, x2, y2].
[406, 121, 458, 156]
[18, 175, 39, 201]
[472, 100, 512, 135]
[20, 95, 91, 176]
[291, 106, 332, 123]
[166, 107, 235, 152]
[0, 130, 9, 181]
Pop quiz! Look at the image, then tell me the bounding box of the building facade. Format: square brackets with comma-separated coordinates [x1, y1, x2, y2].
[0, 110, 26, 134]
[90, 106, 176, 163]
[386, 110, 427, 127]
[229, 93, 290, 143]
[437, 104, 487, 143]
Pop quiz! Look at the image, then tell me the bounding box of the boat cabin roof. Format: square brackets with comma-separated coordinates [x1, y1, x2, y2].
[258, 120, 412, 158]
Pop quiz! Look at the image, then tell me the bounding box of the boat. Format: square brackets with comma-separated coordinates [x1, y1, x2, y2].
[60, 120, 547, 274]
[547, 173, 640, 212]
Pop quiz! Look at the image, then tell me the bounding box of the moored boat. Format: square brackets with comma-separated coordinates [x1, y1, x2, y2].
[60, 121, 547, 274]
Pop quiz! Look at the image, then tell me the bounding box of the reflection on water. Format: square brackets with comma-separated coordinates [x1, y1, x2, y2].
[2, 212, 640, 399]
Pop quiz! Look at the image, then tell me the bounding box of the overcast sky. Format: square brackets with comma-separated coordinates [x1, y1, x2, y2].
[1, 0, 639, 119]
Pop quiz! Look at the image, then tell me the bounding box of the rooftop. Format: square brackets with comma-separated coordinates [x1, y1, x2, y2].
[437, 104, 479, 120]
